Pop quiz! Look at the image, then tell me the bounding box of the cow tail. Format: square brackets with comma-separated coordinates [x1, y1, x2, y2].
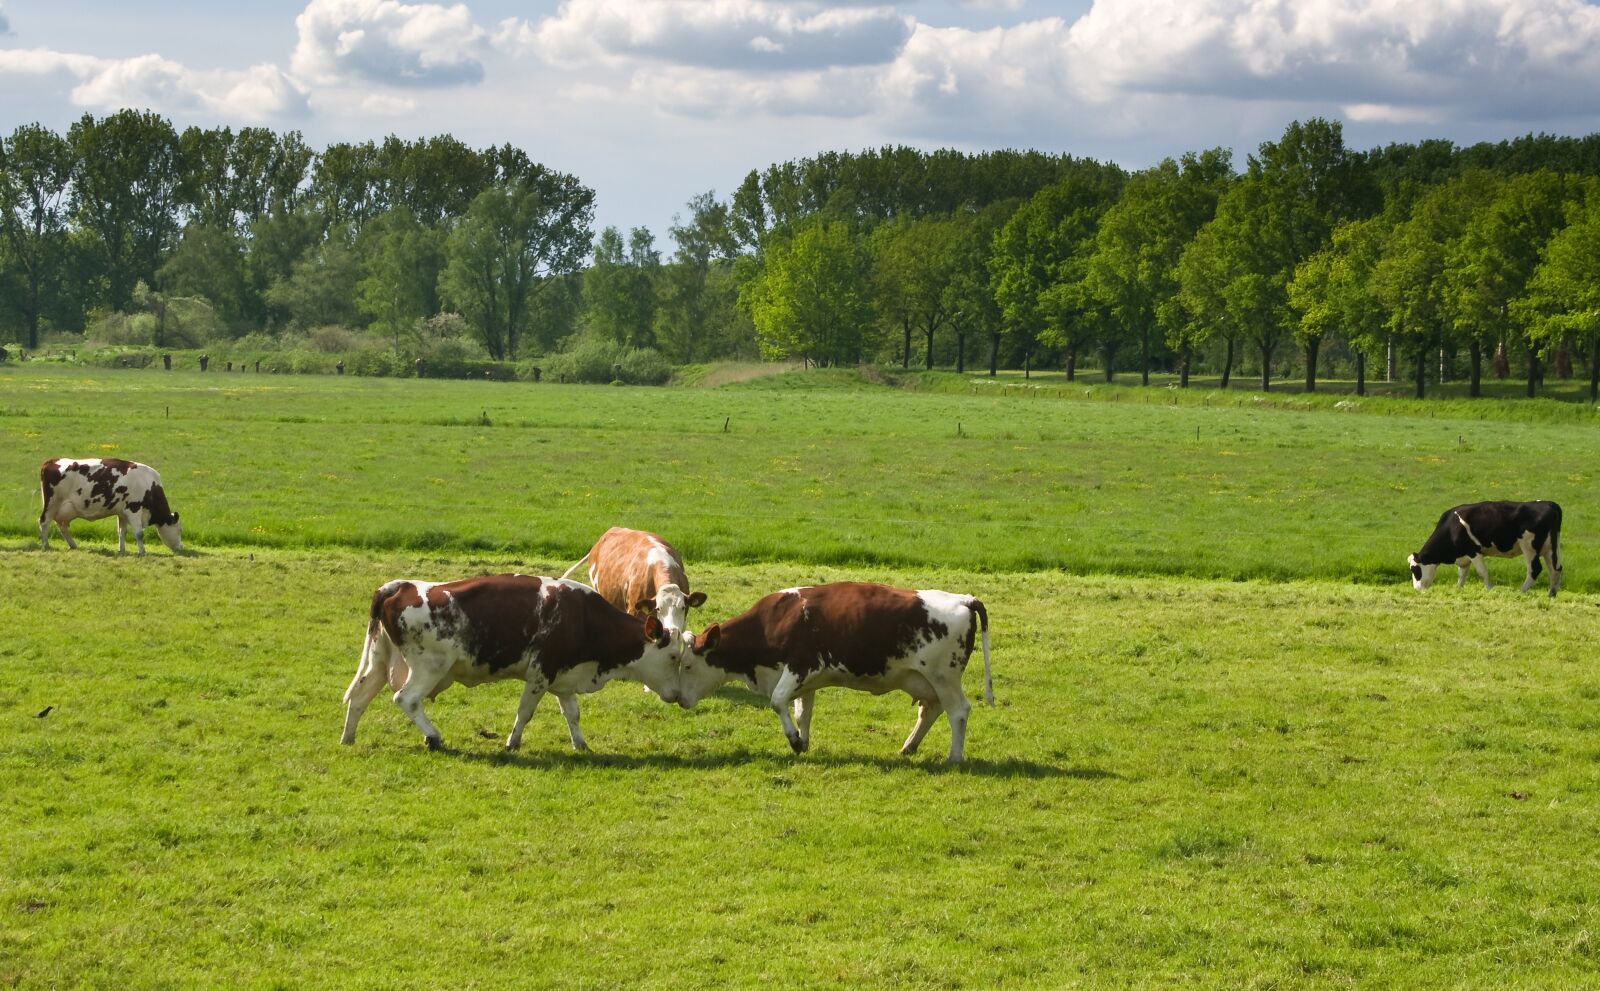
[1550, 508, 1563, 575]
[558, 550, 591, 583]
[348, 581, 408, 702]
[968, 597, 994, 706]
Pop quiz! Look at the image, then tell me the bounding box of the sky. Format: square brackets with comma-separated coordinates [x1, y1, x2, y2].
[4, 0, 1600, 241]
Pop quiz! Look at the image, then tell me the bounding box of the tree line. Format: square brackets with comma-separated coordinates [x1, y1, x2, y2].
[5, 111, 1600, 396]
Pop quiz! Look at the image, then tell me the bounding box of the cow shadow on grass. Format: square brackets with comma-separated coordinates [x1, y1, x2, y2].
[445, 743, 1113, 780]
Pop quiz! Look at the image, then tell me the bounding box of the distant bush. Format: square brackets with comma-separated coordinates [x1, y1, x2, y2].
[541, 336, 670, 384]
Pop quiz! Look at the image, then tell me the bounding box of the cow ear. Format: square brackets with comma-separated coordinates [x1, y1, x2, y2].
[687, 591, 707, 608]
[693, 624, 721, 654]
[642, 615, 669, 646]
[634, 597, 657, 614]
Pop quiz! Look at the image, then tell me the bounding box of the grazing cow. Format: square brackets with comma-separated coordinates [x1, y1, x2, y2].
[560, 527, 707, 639]
[678, 582, 993, 763]
[39, 457, 183, 555]
[1408, 500, 1563, 597]
[341, 574, 684, 751]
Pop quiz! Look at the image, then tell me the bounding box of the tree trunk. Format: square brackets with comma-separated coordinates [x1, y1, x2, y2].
[1102, 342, 1115, 383]
[1140, 328, 1150, 386]
[1526, 346, 1539, 398]
[1066, 348, 1077, 382]
[1356, 351, 1366, 396]
[1304, 338, 1320, 392]
[902, 317, 912, 369]
[1260, 342, 1273, 392]
[925, 325, 935, 371]
[1386, 336, 1395, 382]
[26, 267, 41, 350]
[1468, 340, 1482, 398]
[1220, 337, 1234, 389]
[957, 330, 966, 373]
[1415, 346, 1427, 399]
[1024, 351, 1031, 380]
[1590, 335, 1600, 403]
[1179, 343, 1190, 388]
[988, 333, 999, 377]
[1493, 341, 1509, 378]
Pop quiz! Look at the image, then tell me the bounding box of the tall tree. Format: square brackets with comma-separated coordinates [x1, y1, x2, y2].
[658, 191, 738, 362]
[583, 225, 660, 349]
[1088, 150, 1232, 386]
[158, 222, 250, 331]
[1446, 170, 1584, 397]
[0, 123, 73, 348]
[358, 206, 439, 351]
[438, 172, 595, 361]
[742, 218, 872, 366]
[870, 214, 959, 368]
[1516, 192, 1600, 401]
[1373, 172, 1498, 398]
[989, 161, 1125, 377]
[68, 110, 183, 311]
[1288, 216, 1390, 395]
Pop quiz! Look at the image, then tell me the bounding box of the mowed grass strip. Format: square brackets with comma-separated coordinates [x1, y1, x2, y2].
[3, 544, 1598, 989]
[2, 365, 1597, 589]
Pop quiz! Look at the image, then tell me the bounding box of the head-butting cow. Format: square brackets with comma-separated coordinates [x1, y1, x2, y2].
[560, 527, 707, 641]
[341, 574, 685, 752]
[678, 582, 994, 763]
[39, 457, 183, 555]
[1408, 500, 1562, 598]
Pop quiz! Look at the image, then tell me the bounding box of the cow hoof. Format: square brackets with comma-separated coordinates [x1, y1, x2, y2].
[504, 739, 522, 752]
[340, 734, 355, 745]
[425, 735, 443, 751]
[787, 734, 807, 754]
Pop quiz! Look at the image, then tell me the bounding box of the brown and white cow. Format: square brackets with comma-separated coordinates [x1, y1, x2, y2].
[39, 457, 183, 555]
[1409, 500, 1563, 597]
[560, 527, 706, 639]
[341, 574, 684, 751]
[678, 582, 993, 763]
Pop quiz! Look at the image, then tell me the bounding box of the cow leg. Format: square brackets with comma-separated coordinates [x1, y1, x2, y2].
[556, 694, 590, 752]
[792, 692, 817, 748]
[899, 698, 945, 756]
[341, 633, 395, 745]
[57, 520, 78, 550]
[38, 513, 49, 550]
[931, 680, 973, 764]
[1519, 541, 1538, 593]
[393, 669, 448, 750]
[1456, 563, 1469, 587]
[505, 674, 550, 751]
[769, 669, 807, 754]
[1472, 556, 1491, 590]
[1546, 545, 1562, 598]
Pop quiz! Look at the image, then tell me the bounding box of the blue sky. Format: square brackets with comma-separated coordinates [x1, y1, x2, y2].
[4, 0, 1600, 241]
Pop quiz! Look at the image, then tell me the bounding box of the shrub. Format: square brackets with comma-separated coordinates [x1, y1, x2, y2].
[540, 336, 670, 384]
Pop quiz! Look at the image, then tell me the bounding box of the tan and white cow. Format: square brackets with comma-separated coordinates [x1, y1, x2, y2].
[561, 527, 706, 639]
[679, 582, 994, 763]
[341, 574, 685, 752]
[39, 457, 183, 555]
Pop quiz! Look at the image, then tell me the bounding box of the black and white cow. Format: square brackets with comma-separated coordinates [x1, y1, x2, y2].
[341, 574, 685, 751]
[1408, 500, 1563, 597]
[678, 582, 993, 763]
[39, 457, 183, 555]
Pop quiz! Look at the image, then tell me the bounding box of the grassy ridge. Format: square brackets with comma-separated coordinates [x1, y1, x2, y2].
[3, 546, 1598, 988]
[2, 365, 1596, 589]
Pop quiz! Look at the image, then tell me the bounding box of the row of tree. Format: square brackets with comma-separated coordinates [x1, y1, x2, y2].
[5, 112, 1600, 397]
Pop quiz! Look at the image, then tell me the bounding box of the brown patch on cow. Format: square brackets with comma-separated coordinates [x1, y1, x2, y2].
[38, 459, 64, 516]
[375, 582, 425, 644]
[138, 482, 178, 526]
[698, 583, 945, 679]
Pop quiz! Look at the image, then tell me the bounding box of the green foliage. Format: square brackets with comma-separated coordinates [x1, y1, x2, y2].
[743, 219, 873, 365]
[541, 334, 670, 384]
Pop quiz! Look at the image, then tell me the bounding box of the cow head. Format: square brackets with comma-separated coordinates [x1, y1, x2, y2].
[156, 512, 183, 553]
[637, 584, 708, 642]
[1407, 553, 1437, 590]
[673, 623, 730, 707]
[632, 614, 688, 704]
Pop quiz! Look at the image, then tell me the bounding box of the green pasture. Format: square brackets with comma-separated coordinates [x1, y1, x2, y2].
[3, 548, 1598, 989]
[1, 364, 1597, 588]
[3, 363, 1600, 988]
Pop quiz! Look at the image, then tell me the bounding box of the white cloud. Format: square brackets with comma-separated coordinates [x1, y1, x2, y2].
[360, 92, 419, 115]
[516, 0, 912, 72]
[0, 4, 11, 36]
[292, 0, 489, 86]
[0, 48, 309, 120]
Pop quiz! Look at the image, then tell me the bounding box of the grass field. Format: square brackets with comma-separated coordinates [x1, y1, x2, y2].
[3, 364, 1599, 989]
